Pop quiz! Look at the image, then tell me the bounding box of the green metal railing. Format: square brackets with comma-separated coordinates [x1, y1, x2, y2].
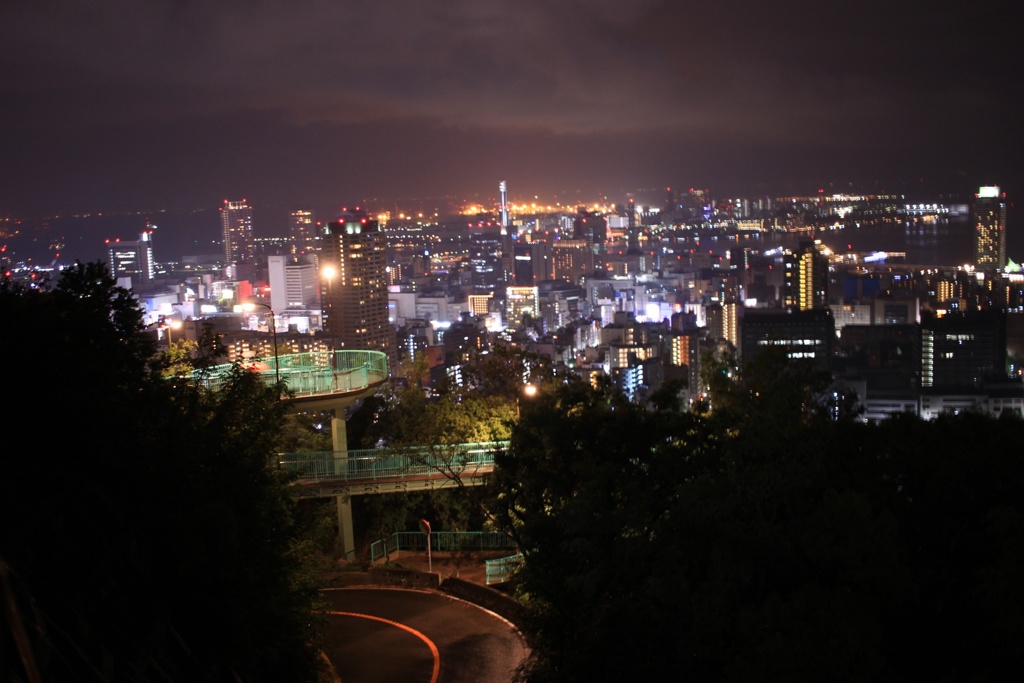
[485, 553, 525, 585]
[370, 531, 518, 563]
[194, 349, 388, 397]
[278, 441, 508, 483]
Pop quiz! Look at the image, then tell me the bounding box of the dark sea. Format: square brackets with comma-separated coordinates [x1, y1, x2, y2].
[3, 208, 226, 267]
[812, 214, 979, 268]
[704, 212, 1015, 270]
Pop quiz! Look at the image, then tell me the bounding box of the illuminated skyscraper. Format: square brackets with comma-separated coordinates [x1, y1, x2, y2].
[783, 240, 828, 311]
[467, 293, 493, 317]
[320, 209, 393, 365]
[289, 209, 317, 255]
[107, 229, 155, 287]
[551, 239, 594, 286]
[499, 180, 514, 284]
[220, 199, 254, 266]
[512, 242, 550, 286]
[499, 180, 510, 235]
[973, 185, 1007, 271]
[505, 285, 539, 328]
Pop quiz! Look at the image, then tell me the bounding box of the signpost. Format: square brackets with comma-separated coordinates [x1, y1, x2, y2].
[418, 519, 432, 572]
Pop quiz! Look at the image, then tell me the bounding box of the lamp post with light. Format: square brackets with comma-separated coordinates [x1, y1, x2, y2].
[166, 319, 182, 346]
[243, 302, 280, 389]
[518, 383, 538, 419]
[321, 264, 338, 369]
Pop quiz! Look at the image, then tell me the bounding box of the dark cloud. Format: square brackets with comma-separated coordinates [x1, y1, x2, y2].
[2, 0, 1022, 217]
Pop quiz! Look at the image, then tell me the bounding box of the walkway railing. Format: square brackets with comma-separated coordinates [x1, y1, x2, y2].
[278, 441, 508, 484]
[485, 554, 525, 585]
[194, 349, 387, 398]
[370, 531, 518, 563]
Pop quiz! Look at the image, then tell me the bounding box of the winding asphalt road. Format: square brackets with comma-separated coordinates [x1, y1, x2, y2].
[320, 587, 530, 683]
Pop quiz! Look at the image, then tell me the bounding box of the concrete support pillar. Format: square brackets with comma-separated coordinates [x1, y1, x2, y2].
[336, 494, 354, 560]
[331, 411, 355, 559]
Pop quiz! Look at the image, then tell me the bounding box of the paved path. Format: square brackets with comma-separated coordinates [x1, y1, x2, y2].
[321, 588, 529, 683]
[383, 551, 492, 584]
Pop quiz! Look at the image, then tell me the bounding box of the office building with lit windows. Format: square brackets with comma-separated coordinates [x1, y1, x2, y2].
[783, 240, 828, 311]
[505, 286, 539, 328]
[512, 242, 550, 286]
[467, 293, 493, 317]
[220, 199, 254, 266]
[973, 186, 1007, 271]
[740, 308, 835, 366]
[320, 209, 394, 366]
[289, 209, 317, 255]
[706, 301, 741, 349]
[667, 330, 702, 405]
[107, 230, 155, 287]
[920, 310, 1006, 389]
[551, 239, 595, 286]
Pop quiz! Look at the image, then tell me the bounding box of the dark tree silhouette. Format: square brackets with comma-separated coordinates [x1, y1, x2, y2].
[496, 367, 1024, 682]
[1, 262, 323, 683]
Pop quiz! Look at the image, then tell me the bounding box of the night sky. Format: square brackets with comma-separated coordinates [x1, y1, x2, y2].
[2, 0, 1022, 221]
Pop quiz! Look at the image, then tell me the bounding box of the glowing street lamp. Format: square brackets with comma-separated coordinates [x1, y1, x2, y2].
[243, 302, 280, 389]
[518, 383, 538, 419]
[166, 319, 182, 346]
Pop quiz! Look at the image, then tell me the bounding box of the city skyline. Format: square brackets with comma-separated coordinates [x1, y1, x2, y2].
[2, 1, 1021, 222]
[3, 185, 1020, 271]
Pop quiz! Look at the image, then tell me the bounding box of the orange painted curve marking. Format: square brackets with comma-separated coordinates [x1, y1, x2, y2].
[326, 610, 441, 683]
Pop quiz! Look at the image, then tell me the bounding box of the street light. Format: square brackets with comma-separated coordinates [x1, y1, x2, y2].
[321, 264, 338, 368]
[243, 302, 280, 389]
[166, 319, 182, 346]
[518, 383, 538, 419]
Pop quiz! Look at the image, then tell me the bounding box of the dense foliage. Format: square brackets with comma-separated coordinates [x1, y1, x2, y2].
[495, 356, 1024, 682]
[1, 263, 322, 682]
[345, 350, 523, 541]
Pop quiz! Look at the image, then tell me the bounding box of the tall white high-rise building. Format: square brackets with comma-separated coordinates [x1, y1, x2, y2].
[267, 254, 319, 314]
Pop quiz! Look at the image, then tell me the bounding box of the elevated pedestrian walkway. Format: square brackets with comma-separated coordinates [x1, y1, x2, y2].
[198, 349, 511, 561]
[278, 441, 508, 497]
[196, 349, 387, 406]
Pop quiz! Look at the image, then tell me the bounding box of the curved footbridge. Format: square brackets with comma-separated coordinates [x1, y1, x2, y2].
[200, 350, 505, 559]
[202, 349, 385, 558]
[278, 441, 507, 499]
[198, 349, 389, 401]
[279, 440, 507, 560]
